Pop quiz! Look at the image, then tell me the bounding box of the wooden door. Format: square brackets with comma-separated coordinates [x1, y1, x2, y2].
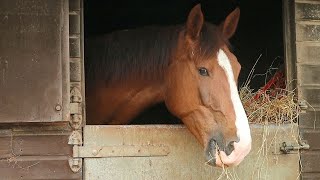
[82, 124, 300, 179]
[0, 0, 83, 179]
[0, 0, 70, 123]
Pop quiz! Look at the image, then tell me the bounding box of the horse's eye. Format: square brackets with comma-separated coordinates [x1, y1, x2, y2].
[198, 67, 209, 76]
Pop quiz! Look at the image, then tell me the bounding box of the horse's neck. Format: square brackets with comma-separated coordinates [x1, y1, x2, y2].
[85, 25, 180, 84]
[86, 81, 165, 125]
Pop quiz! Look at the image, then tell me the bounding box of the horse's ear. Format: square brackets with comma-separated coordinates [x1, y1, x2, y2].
[220, 7, 240, 39]
[186, 4, 204, 41]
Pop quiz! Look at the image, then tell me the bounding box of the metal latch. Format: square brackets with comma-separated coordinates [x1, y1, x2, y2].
[70, 87, 82, 129]
[68, 131, 83, 173]
[280, 140, 310, 154]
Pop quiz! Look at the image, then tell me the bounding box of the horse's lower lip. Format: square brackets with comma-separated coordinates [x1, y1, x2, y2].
[205, 138, 217, 166]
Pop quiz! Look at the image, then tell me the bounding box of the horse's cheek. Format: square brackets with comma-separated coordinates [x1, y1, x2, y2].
[164, 78, 183, 117]
[198, 77, 218, 104]
[165, 73, 195, 118]
[199, 86, 211, 106]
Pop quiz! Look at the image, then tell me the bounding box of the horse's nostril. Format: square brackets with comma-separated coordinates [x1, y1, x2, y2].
[207, 135, 238, 157]
[225, 141, 235, 155]
[208, 138, 217, 153]
[205, 138, 217, 166]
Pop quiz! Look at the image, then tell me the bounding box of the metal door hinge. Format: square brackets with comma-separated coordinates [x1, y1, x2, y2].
[280, 140, 310, 154]
[68, 130, 83, 173]
[298, 100, 308, 112]
[70, 87, 82, 129]
[77, 144, 170, 158]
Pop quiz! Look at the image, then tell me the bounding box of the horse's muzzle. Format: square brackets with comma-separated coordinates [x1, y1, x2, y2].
[205, 137, 236, 167]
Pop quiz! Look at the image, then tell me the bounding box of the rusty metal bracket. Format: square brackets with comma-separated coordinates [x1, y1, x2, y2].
[68, 130, 83, 173]
[280, 140, 310, 154]
[77, 144, 170, 158]
[70, 87, 82, 129]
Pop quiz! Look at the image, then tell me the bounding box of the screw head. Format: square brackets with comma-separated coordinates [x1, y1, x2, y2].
[55, 105, 62, 111]
[92, 149, 98, 156]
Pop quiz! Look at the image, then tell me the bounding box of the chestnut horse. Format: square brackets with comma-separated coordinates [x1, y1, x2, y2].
[85, 4, 251, 167]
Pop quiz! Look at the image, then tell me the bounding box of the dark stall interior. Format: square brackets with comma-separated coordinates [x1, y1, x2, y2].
[84, 0, 284, 124]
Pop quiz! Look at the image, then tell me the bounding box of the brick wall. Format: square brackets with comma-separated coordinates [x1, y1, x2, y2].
[294, 1, 320, 179]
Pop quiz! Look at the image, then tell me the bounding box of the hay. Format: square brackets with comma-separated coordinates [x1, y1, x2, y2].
[240, 85, 300, 124]
[239, 56, 301, 125]
[213, 56, 303, 180]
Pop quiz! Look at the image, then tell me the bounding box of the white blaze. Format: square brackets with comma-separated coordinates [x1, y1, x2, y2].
[216, 49, 252, 166]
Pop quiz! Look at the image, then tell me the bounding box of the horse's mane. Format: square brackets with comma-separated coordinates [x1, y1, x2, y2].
[85, 23, 223, 87]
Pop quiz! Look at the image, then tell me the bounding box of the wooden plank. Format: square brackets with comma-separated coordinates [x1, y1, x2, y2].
[301, 151, 320, 173]
[283, 0, 298, 91]
[300, 129, 320, 150]
[83, 124, 300, 179]
[0, 157, 81, 180]
[0, 125, 80, 178]
[297, 65, 320, 86]
[12, 135, 72, 156]
[0, 129, 72, 157]
[299, 111, 320, 129]
[297, 43, 320, 64]
[296, 3, 320, 20]
[0, 130, 12, 157]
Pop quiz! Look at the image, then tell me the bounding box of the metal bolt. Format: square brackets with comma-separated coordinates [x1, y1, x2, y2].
[73, 159, 79, 166]
[55, 104, 62, 111]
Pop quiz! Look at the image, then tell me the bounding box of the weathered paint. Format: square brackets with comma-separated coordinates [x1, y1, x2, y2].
[0, 0, 70, 123]
[0, 125, 81, 180]
[83, 124, 299, 180]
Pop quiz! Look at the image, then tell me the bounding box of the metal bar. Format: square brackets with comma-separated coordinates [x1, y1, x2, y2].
[78, 145, 170, 158]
